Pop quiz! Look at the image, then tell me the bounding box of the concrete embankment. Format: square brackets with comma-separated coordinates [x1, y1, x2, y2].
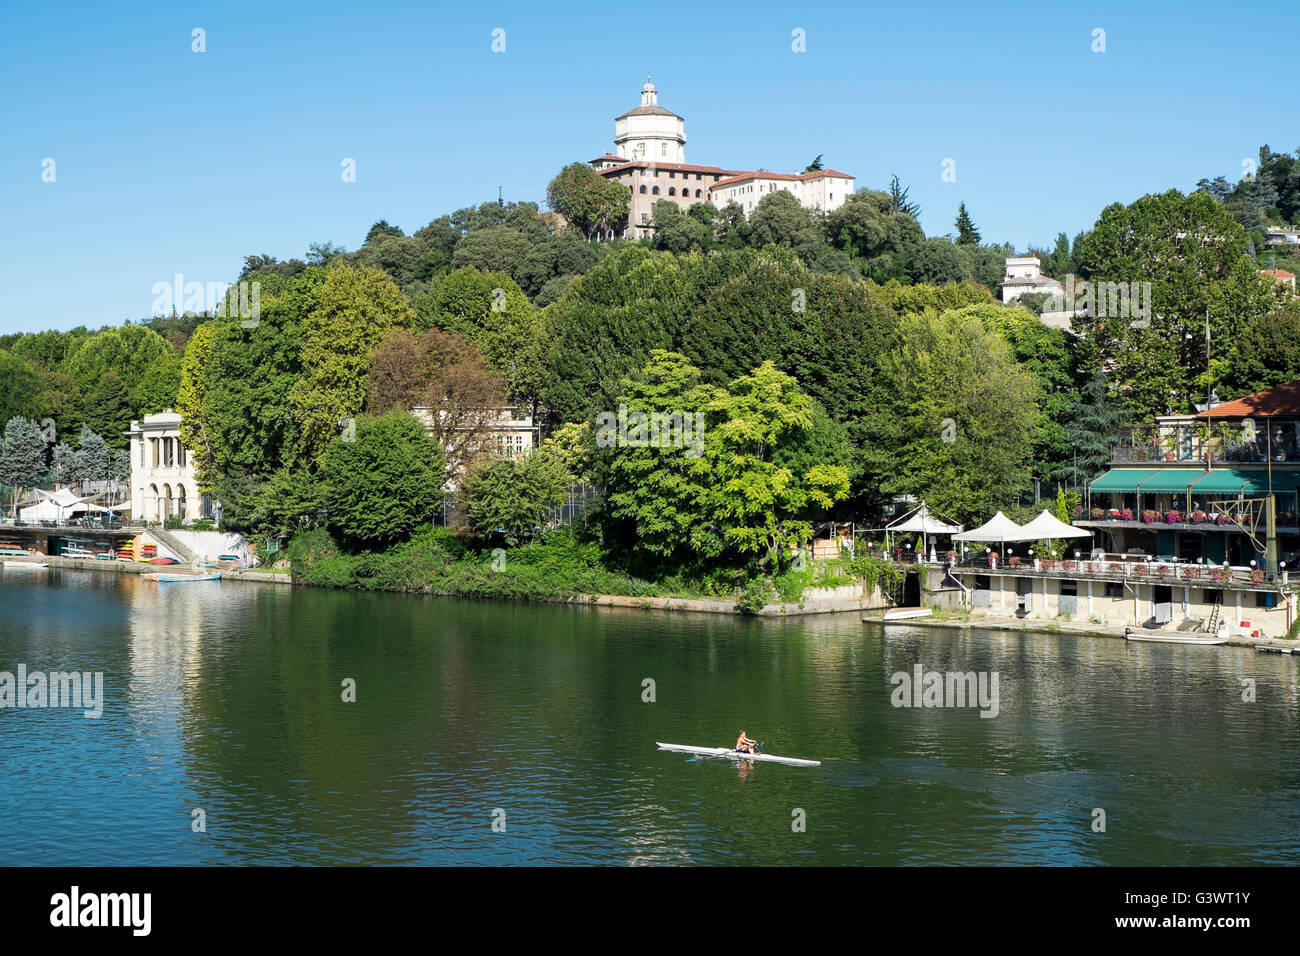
[14, 555, 292, 585]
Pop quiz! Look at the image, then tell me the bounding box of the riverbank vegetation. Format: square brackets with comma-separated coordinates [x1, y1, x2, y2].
[4, 149, 1300, 602]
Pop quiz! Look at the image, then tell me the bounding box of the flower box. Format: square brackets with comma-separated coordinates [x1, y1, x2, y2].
[1107, 563, 1124, 573]
[1156, 564, 1171, 577]
[1183, 567, 1201, 580]
[1141, 510, 1160, 524]
[1164, 511, 1182, 524]
[1042, 559, 1057, 571]
[1190, 510, 1208, 524]
[1250, 569, 1265, 584]
[1090, 507, 1105, 520]
[1216, 513, 1231, 525]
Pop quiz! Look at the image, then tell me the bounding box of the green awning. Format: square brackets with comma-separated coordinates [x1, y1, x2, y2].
[1191, 468, 1300, 495]
[1136, 469, 1209, 492]
[1089, 469, 1157, 492]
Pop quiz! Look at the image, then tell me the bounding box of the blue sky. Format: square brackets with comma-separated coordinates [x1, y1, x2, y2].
[1, 0, 1295, 335]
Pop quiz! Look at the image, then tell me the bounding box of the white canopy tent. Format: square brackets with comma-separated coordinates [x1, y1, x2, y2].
[885, 501, 963, 561]
[1018, 510, 1093, 543]
[18, 488, 97, 524]
[953, 511, 1026, 561]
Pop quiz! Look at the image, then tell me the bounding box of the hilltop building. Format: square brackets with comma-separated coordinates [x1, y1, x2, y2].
[590, 80, 855, 240]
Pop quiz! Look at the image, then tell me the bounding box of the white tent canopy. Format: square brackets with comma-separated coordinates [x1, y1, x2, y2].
[886, 501, 963, 535]
[1018, 509, 1092, 541]
[953, 511, 1025, 543]
[19, 488, 97, 523]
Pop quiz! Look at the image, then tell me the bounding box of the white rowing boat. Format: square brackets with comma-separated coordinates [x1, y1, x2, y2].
[1124, 628, 1227, 646]
[2, 561, 49, 570]
[883, 607, 932, 621]
[656, 742, 821, 767]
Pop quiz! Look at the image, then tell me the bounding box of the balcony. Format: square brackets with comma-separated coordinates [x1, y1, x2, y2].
[950, 555, 1281, 590]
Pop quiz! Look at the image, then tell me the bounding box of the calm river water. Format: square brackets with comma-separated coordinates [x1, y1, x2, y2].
[1, 568, 1297, 865]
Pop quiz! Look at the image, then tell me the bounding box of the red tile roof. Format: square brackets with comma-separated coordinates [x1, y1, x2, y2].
[1198, 378, 1300, 418]
[1260, 268, 1296, 279]
[712, 168, 856, 189]
[799, 168, 854, 181]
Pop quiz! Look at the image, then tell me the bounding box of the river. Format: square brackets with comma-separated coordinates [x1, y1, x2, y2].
[1, 568, 1297, 865]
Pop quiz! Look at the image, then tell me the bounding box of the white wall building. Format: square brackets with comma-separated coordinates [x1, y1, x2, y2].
[592, 80, 854, 238]
[1264, 226, 1300, 247]
[126, 410, 213, 523]
[1001, 255, 1065, 304]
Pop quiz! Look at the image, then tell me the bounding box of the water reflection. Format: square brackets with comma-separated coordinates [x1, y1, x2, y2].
[1, 571, 1298, 865]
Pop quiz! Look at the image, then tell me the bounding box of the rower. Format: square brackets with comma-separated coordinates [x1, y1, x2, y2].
[735, 731, 757, 754]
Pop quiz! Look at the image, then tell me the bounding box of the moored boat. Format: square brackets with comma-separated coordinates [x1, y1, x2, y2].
[142, 571, 221, 583]
[2, 561, 49, 570]
[1124, 627, 1227, 645]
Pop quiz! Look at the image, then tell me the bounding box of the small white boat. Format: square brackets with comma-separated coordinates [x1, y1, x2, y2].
[656, 742, 821, 767]
[1124, 628, 1227, 646]
[883, 607, 932, 621]
[1, 561, 49, 570]
[143, 571, 221, 583]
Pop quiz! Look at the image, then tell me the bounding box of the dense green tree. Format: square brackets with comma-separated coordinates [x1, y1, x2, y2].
[320, 410, 446, 548]
[651, 200, 708, 254]
[1056, 368, 1126, 485]
[69, 426, 111, 486]
[1073, 189, 1283, 418]
[748, 190, 813, 247]
[1224, 300, 1300, 395]
[824, 190, 924, 265]
[288, 263, 416, 465]
[0, 351, 46, 425]
[908, 237, 972, 285]
[864, 309, 1041, 523]
[600, 351, 848, 567]
[546, 163, 631, 239]
[198, 267, 321, 491]
[82, 371, 133, 450]
[419, 268, 543, 404]
[175, 323, 214, 489]
[946, 302, 1075, 483]
[0, 416, 46, 517]
[461, 450, 571, 546]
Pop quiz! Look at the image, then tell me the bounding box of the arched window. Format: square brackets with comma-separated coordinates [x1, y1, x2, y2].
[162, 484, 172, 520]
[668, 187, 676, 196]
[652, 186, 659, 195]
[148, 484, 159, 522]
[695, 189, 702, 198]
[639, 185, 646, 194]
[177, 484, 187, 520]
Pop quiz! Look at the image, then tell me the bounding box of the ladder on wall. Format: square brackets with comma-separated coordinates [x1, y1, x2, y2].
[1203, 601, 1221, 635]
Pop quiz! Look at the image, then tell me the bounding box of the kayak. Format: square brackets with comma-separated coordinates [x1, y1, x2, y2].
[656, 742, 821, 767]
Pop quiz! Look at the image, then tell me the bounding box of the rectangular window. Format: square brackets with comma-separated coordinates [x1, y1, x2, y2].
[1060, 579, 1078, 596]
[1104, 581, 1124, 599]
[1203, 588, 1223, 605]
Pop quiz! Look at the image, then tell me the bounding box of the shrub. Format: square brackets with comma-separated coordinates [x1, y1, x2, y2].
[736, 577, 773, 615]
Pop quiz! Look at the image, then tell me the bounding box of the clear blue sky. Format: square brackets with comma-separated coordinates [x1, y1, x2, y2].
[1, 0, 1294, 335]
